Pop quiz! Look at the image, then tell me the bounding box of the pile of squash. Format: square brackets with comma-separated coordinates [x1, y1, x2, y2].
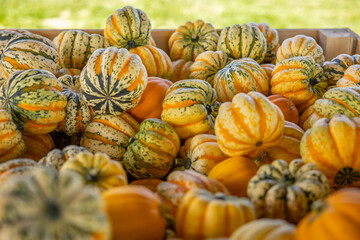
[0, 5, 359, 240]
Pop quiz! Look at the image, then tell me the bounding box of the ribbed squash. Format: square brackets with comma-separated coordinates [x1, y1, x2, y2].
[271, 56, 328, 113]
[39, 145, 90, 170]
[208, 156, 258, 197]
[0, 158, 36, 182]
[130, 179, 163, 192]
[129, 45, 173, 80]
[123, 118, 180, 179]
[268, 95, 299, 124]
[53, 30, 109, 70]
[80, 113, 139, 161]
[230, 219, 296, 240]
[172, 59, 193, 83]
[336, 64, 360, 87]
[104, 6, 152, 49]
[247, 159, 329, 223]
[249, 22, 279, 64]
[80, 47, 148, 115]
[21, 131, 55, 161]
[0, 69, 67, 134]
[276, 35, 325, 65]
[299, 105, 323, 130]
[161, 79, 218, 140]
[128, 77, 172, 123]
[300, 115, 360, 187]
[214, 58, 270, 102]
[61, 151, 128, 192]
[176, 189, 256, 239]
[0, 108, 26, 163]
[261, 63, 275, 79]
[215, 91, 284, 158]
[1, 33, 59, 77]
[56, 68, 82, 77]
[217, 23, 267, 63]
[0, 29, 25, 57]
[188, 50, 229, 86]
[323, 53, 360, 88]
[169, 19, 219, 61]
[295, 188, 360, 240]
[0, 167, 110, 240]
[58, 74, 93, 136]
[178, 134, 228, 175]
[102, 186, 166, 240]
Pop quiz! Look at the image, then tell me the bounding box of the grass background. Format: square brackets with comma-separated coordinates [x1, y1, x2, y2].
[0, 0, 359, 34]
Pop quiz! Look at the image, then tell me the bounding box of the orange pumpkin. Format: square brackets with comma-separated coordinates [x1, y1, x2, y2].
[267, 95, 299, 124]
[130, 179, 163, 192]
[102, 186, 166, 240]
[20, 132, 55, 161]
[295, 188, 360, 240]
[128, 77, 172, 123]
[208, 156, 258, 197]
[172, 59, 193, 83]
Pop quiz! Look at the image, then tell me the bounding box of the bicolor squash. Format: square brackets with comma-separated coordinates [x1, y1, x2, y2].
[336, 64, 360, 87]
[172, 59, 193, 83]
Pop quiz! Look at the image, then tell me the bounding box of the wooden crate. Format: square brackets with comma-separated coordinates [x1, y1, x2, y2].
[27, 28, 360, 61]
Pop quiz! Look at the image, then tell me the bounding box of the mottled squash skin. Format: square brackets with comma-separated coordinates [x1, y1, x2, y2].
[336, 64, 360, 87]
[172, 59, 193, 83]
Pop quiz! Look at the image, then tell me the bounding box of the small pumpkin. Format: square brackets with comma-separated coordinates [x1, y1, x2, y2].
[300, 115, 360, 187]
[215, 91, 284, 158]
[299, 105, 323, 130]
[336, 64, 360, 87]
[169, 19, 219, 61]
[20, 131, 55, 161]
[129, 179, 163, 192]
[267, 95, 299, 124]
[123, 118, 180, 179]
[247, 159, 329, 223]
[176, 189, 256, 239]
[172, 59, 193, 83]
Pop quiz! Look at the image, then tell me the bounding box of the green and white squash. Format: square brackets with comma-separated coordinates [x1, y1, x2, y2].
[247, 159, 329, 223]
[80, 47, 148, 115]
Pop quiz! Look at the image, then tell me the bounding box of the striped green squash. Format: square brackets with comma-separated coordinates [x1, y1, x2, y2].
[0, 69, 67, 134]
[80, 47, 148, 115]
[80, 113, 139, 161]
[53, 30, 110, 70]
[104, 6, 151, 49]
[123, 118, 180, 179]
[217, 23, 267, 63]
[0, 167, 110, 240]
[1, 33, 59, 78]
[58, 74, 93, 136]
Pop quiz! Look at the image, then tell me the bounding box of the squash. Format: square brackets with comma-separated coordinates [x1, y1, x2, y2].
[0, 69, 67, 134]
[169, 19, 219, 61]
[21, 131, 55, 161]
[178, 134, 228, 175]
[123, 118, 180, 179]
[58, 74, 93, 136]
[230, 219, 296, 240]
[176, 189, 256, 239]
[214, 58, 270, 102]
[247, 159, 329, 223]
[276, 35, 325, 65]
[261, 63, 275, 79]
[102, 185, 166, 240]
[130, 179, 163, 192]
[323, 53, 360, 88]
[80, 47, 148, 115]
[104, 6, 152, 49]
[61, 151, 128, 192]
[80, 113, 139, 161]
[336, 64, 360, 87]
[39, 145, 90, 170]
[217, 23, 267, 63]
[0, 108, 26, 163]
[53, 30, 109, 70]
[295, 188, 360, 240]
[129, 45, 173, 80]
[56, 68, 82, 77]
[208, 156, 258, 197]
[0, 158, 37, 181]
[299, 105, 323, 130]
[0, 167, 110, 240]
[189, 50, 229, 86]
[172, 59, 193, 83]
[267, 95, 299, 124]
[249, 22, 279, 64]
[1, 32, 59, 77]
[128, 77, 172, 123]
[215, 91, 284, 158]
[271, 56, 328, 113]
[161, 79, 218, 140]
[300, 115, 360, 187]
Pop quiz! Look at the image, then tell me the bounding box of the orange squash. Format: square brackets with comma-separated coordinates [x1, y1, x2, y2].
[130, 179, 163, 192]
[261, 63, 275, 79]
[267, 95, 299, 124]
[128, 77, 172, 123]
[172, 59, 193, 83]
[299, 105, 323, 131]
[20, 132, 55, 161]
[336, 64, 360, 87]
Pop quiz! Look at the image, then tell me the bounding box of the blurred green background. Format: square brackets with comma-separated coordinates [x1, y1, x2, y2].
[0, 0, 359, 34]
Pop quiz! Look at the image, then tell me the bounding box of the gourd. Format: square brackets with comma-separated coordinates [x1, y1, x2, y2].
[0, 158, 37, 181]
[299, 105, 323, 130]
[336, 64, 360, 87]
[267, 95, 299, 124]
[21, 131, 55, 161]
[172, 59, 193, 83]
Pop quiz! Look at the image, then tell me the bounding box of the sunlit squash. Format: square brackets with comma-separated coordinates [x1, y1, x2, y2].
[336, 64, 360, 87]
